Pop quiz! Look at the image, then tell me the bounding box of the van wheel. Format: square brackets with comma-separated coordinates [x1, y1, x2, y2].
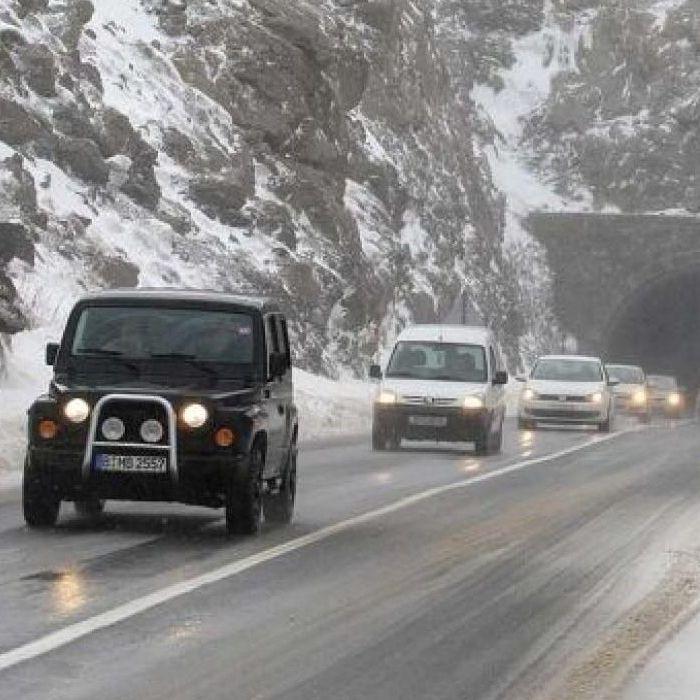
[265, 447, 296, 525]
[372, 425, 386, 451]
[490, 418, 504, 454]
[226, 445, 264, 535]
[23, 457, 60, 528]
[74, 496, 105, 519]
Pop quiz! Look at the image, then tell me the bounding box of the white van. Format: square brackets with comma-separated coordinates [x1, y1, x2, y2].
[369, 325, 508, 454]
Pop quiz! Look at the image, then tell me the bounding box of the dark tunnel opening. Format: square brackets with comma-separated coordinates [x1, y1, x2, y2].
[605, 268, 700, 399]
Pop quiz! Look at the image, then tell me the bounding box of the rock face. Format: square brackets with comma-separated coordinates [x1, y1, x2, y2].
[0, 0, 526, 375]
[524, 0, 700, 213]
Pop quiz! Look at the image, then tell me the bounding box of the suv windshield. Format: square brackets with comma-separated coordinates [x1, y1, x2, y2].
[532, 358, 602, 382]
[386, 341, 487, 382]
[70, 306, 256, 368]
[606, 365, 644, 384]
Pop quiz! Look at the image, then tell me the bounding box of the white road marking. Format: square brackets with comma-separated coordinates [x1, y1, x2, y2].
[0, 426, 646, 672]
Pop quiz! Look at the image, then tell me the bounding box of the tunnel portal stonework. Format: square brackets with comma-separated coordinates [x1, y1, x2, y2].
[526, 213, 700, 356]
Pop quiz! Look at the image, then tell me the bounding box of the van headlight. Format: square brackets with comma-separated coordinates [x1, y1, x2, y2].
[376, 390, 397, 405]
[588, 392, 604, 404]
[463, 395, 484, 409]
[522, 388, 535, 401]
[632, 390, 647, 405]
[668, 392, 681, 407]
[64, 398, 90, 423]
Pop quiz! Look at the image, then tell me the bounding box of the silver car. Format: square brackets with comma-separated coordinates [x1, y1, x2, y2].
[517, 355, 617, 432]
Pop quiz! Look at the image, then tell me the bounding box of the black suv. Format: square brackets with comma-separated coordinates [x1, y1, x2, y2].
[23, 289, 298, 535]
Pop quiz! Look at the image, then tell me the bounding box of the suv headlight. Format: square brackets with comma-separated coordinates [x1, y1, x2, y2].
[64, 398, 90, 423]
[632, 389, 646, 405]
[463, 395, 484, 409]
[376, 389, 397, 405]
[668, 392, 681, 406]
[180, 402, 208, 428]
[588, 392, 603, 404]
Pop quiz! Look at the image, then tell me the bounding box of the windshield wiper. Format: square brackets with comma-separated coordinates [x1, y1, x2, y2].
[74, 348, 140, 374]
[149, 353, 219, 379]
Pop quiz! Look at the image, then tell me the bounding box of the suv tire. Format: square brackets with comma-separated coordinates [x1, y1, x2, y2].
[474, 419, 491, 456]
[265, 446, 296, 525]
[490, 417, 504, 454]
[226, 445, 264, 536]
[598, 411, 613, 433]
[23, 456, 60, 528]
[74, 496, 105, 519]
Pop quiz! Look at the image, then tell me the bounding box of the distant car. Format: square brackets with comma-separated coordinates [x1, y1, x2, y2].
[517, 355, 616, 432]
[369, 325, 508, 455]
[23, 289, 298, 535]
[647, 375, 684, 418]
[606, 364, 651, 423]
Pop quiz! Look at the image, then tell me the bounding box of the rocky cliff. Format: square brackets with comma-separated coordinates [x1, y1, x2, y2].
[0, 0, 526, 375]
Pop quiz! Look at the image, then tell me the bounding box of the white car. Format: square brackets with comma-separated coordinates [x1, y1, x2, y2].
[370, 325, 508, 455]
[517, 355, 616, 432]
[606, 363, 651, 422]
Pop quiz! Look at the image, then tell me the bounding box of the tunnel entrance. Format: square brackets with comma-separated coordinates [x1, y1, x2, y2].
[605, 267, 700, 395]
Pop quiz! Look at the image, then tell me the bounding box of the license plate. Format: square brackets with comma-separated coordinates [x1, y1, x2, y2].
[94, 454, 167, 473]
[408, 415, 448, 427]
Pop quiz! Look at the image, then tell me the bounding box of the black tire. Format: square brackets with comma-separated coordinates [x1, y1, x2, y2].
[265, 446, 296, 525]
[23, 457, 60, 528]
[490, 418, 504, 454]
[474, 421, 490, 456]
[74, 496, 105, 519]
[372, 424, 386, 451]
[598, 413, 612, 433]
[226, 444, 264, 536]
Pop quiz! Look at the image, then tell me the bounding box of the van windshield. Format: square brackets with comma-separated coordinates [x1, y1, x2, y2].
[386, 341, 487, 382]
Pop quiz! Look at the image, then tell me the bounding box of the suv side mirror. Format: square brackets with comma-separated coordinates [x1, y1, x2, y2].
[369, 364, 382, 380]
[46, 342, 59, 366]
[493, 370, 508, 385]
[269, 352, 287, 379]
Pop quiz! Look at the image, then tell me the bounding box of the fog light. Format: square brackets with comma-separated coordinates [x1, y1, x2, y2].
[64, 398, 90, 423]
[101, 417, 125, 441]
[140, 419, 164, 443]
[38, 419, 58, 440]
[214, 427, 236, 447]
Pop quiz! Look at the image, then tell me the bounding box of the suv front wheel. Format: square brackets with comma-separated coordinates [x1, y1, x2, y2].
[226, 445, 264, 536]
[23, 456, 60, 528]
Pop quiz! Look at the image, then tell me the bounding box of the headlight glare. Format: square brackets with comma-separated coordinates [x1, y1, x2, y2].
[64, 397, 90, 423]
[377, 390, 396, 405]
[180, 402, 208, 428]
[463, 395, 484, 409]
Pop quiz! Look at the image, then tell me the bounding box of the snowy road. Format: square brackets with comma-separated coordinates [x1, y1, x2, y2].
[0, 418, 699, 699]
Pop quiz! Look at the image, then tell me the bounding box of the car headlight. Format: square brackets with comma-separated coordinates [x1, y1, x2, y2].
[463, 395, 484, 409]
[632, 390, 647, 405]
[522, 388, 535, 401]
[64, 397, 90, 423]
[588, 392, 604, 404]
[668, 393, 681, 406]
[376, 390, 397, 405]
[180, 402, 208, 428]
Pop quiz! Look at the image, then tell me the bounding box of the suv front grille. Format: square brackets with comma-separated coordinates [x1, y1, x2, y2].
[401, 395, 458, 406]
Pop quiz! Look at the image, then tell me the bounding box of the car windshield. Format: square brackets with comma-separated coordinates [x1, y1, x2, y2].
[607, 365, 644, 383]
[531, 358, 603, 382]
[385, 341, 487, 382]
[71, 306, 256, 366]
[648, 375, 677, 390]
